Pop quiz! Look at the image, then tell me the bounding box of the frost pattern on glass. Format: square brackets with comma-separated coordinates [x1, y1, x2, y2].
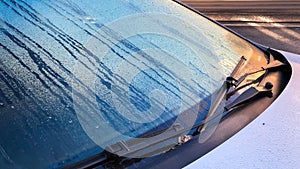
[0, 0, 265, 168]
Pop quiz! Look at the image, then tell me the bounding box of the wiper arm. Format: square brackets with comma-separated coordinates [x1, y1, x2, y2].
[105, 123, 193, 158]
[226, 60, 286, 99]
[193, 56, 248, 138]
[194, 80, 228, 141]
[195, 57, 286, 139]
[224, 59, 286, 110]
[225, 82, 274, 111]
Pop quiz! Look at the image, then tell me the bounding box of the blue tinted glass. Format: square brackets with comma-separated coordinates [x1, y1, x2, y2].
[0, 0, 265, 168]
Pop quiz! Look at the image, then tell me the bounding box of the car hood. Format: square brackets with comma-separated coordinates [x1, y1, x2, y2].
[184, 50, 300, 169]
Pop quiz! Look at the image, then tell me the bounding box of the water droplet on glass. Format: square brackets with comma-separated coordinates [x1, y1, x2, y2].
[48, 116, 52, 119]
[68, 120, 73, 124]
[95, 125, 99, 129]
[0, 103, 4, 106]
[11, 106, 15, 109]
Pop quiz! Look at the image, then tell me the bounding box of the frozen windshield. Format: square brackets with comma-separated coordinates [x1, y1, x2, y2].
[0, 0, 266, 168]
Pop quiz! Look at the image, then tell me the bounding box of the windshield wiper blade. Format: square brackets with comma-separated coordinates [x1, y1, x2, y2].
[193, 56, 248, 138]
[224, 59, 286, 110]
[105, 123, 194, 158]
[225, 82, 274, 111]
[194, 80, 228, 141]
[226, 60, 286, 99]
[195, 57, 286, 139]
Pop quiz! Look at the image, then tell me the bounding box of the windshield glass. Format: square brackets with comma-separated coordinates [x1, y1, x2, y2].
[0, 0, 266, 168]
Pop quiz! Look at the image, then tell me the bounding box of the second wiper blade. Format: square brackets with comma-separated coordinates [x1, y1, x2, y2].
[226, 60, 286, 99]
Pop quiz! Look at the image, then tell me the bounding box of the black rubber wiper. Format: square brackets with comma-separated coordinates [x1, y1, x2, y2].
[105, 123, 191, 158]
[193, 56, 248, 138]
[195, 57, 286, 139]
[194, 79, 228, 141]
[224, 59, 286, 110]
[226, 59, 286, 99]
